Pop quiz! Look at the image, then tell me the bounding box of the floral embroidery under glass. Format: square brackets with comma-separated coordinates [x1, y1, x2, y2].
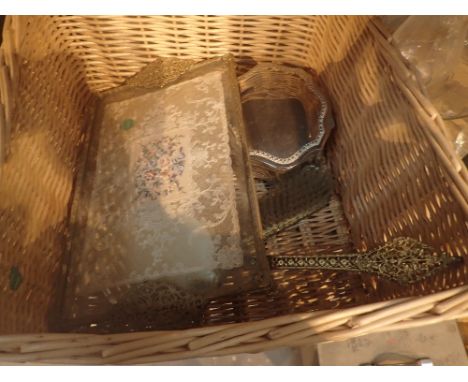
[134, 136, 186, 199]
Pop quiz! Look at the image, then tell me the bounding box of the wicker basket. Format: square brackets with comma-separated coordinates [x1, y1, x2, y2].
[0, 16, 467, 365]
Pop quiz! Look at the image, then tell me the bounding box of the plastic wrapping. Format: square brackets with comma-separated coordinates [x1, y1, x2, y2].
[393, 16, 467, 93]
[392, 16, 468, 161]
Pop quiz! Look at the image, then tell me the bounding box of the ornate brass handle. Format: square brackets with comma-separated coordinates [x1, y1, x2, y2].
[269, 237, 462, 284]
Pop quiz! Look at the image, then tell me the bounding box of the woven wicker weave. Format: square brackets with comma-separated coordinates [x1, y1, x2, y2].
[0, 16, 467, 364]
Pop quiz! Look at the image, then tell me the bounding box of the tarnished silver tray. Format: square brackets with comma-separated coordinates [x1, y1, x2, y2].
[239, 64, 334, 178]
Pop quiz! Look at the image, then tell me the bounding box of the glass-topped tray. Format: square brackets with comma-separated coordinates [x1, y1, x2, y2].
[59, 56, 269, 332]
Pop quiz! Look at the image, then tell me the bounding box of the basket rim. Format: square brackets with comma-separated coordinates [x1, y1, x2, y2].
[0, 286, 466, 364]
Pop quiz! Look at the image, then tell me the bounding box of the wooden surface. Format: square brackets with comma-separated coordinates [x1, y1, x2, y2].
[317, 321, 468, 365]
[301, 320, 468, 365]
[458, 319, 468, 354]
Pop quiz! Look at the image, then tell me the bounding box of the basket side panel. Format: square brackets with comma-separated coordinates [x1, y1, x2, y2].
[319, 20, 468, 297]
[55, 16, 337, 92]
[0, 16, 94, 333]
